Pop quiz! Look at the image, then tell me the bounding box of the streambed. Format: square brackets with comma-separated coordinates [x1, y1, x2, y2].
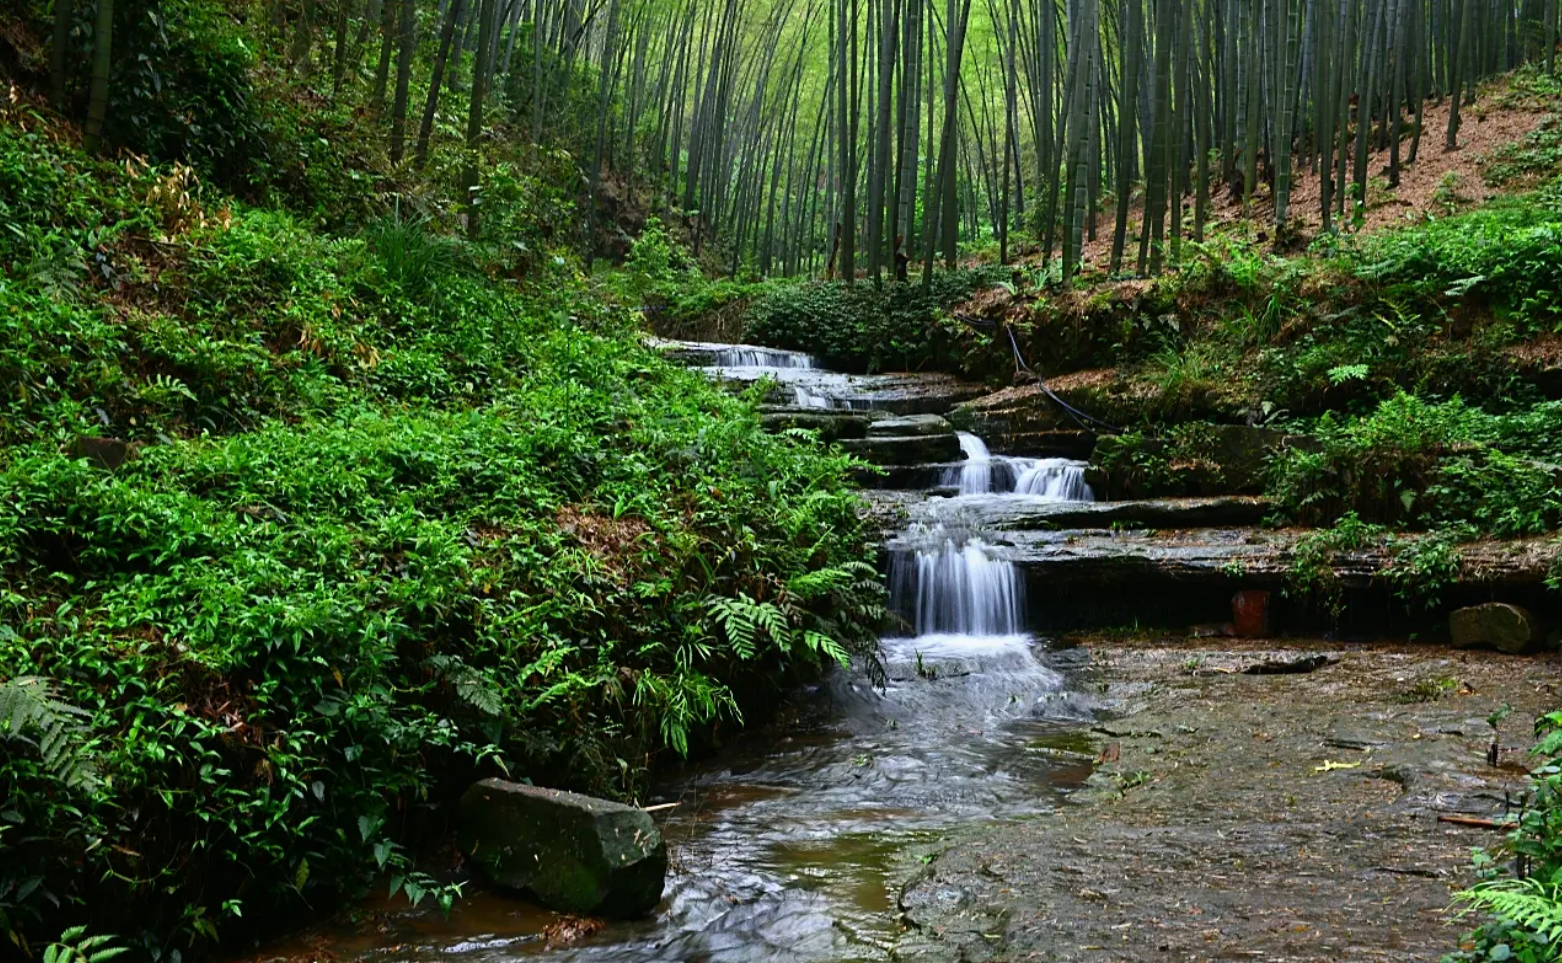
[248, 347, 1554, 963]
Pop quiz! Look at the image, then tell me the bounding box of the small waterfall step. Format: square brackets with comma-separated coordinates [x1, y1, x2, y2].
[888, 537, 1026, 638]
[648, 338, 817, 369]
[939, 433, 1095, 499]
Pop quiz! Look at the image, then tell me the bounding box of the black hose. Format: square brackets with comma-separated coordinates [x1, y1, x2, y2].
[1002, 324, 1124, 435]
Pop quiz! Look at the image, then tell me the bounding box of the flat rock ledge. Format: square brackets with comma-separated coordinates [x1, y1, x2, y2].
[992, 528, 1560, 590]
[458, 779, 666, 918]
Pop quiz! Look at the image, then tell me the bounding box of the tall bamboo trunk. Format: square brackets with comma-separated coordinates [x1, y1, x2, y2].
[83, 0, 113, 154]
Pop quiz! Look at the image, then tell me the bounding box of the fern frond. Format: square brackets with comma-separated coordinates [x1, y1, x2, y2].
[1456, 878, 1562, 946]
[802, 631, 851, 669]
[0, 676, 98, 790]
[425, 656, 504, 716]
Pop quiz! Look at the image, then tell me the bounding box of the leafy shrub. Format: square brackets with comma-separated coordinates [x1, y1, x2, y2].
[1268, 392, 1562, 535]
[1356, 180, 1562, 330]
[0, 111, 885, 957]
[1447, 709, 1562, 963]
[1484, 117, 1562, 188]
[743, 268, 1007, 372]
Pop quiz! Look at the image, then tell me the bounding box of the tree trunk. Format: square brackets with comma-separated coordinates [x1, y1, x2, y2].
[417, 0, 467, 167]
[389, 0, 417, 163]
[51, 0, 74, 112]
[465, 0, 498, 238]
[83, 0, 113, 154]
[372, 0, 397, 112]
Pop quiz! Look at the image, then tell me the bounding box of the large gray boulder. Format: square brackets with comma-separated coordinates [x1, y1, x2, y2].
[1449, 603, 1539, 654]
[458, 779, 667, 917]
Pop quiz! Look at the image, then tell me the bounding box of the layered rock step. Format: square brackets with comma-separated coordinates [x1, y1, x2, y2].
[895, 527, 1562, 591]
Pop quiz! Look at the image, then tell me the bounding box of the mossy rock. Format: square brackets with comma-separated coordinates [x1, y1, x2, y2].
[458, 779, 667, 917]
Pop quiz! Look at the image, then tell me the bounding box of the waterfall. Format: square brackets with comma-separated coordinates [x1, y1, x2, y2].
[941, 434, 1094, 500]
[794, 386, 832, 408]
[715, 346, 816, 368]
[890, 537, 1025, 637]
[942, 433, 995, 495]
[1013, 459, 1094, 501]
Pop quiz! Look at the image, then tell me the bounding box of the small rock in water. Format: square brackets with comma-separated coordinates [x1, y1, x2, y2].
[1449, 603, 1539, 654]
[458, 779, 667, 917]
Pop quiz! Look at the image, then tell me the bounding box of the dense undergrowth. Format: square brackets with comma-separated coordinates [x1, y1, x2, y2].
[622, 218, 1007, 373]
[0, 96, 882, 960]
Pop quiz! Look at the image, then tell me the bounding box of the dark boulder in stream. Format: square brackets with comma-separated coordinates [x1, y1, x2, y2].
[457, 779, 666, 917]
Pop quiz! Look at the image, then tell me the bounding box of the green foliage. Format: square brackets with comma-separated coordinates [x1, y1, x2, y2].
[0, 106, 883, 956]
[743, 269, 1008, 372]
[43, 927, 129, 963]
[1268, 392, 1562, 535]
[1485, 118, 1562, 188]
[1356, 180, 1562, 331]
[1092, 432, 1174, 496]
[1284, 512, 1387, 620]
[1446, 710, 1562, 963]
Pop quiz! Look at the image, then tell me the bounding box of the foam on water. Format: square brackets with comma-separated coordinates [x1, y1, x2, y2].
[940, 433, 1094, 500]
[715, 346, 817, 368]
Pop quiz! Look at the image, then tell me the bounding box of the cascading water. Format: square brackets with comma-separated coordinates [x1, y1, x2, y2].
[889, 536, 1025, 637]
[715, 346, 817, 368]
[942, 433, 996, 494]
[1014, 459, 1094, 501]
[940, 433, 1094, 501]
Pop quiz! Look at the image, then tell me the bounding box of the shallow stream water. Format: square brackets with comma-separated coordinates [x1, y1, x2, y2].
[288, 351, 1100, 963]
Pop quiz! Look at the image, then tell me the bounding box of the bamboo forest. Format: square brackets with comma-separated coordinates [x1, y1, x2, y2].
[4, 0, 1562, 960]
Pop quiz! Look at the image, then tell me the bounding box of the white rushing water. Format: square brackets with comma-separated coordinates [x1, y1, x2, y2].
[942, 433, 996, 495]
[941, 432, 1094, 501]
[890, 536, 1025, 637]
[715, 346, 817, 368]
[1014, 459, 1095, 500]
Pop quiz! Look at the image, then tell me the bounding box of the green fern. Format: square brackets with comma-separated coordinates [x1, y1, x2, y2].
[802, 631, 850, 669]
[1456, 878, 1562, 952]
[708, 594, 794, 659]
[424, 656, 504, 716]
[0, 677, 98, 791]
[43, 927, 129, 963]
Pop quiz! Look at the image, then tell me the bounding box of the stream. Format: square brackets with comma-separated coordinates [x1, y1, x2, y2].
[286, 348, 1102, 963]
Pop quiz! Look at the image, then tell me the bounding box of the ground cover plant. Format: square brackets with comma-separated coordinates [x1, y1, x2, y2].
[0, 99, 883, 960]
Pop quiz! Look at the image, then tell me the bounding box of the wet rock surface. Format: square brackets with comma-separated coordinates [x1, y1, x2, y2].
[905, 495, 1274, 532]
[458, 779, 667, 918]
[867, 413, 956, 437]
[1450, 603, 1540, 654]
[895, 638, 1559, 963]
[981, 527, 1560, 589]
[840, 433, 964, 466]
